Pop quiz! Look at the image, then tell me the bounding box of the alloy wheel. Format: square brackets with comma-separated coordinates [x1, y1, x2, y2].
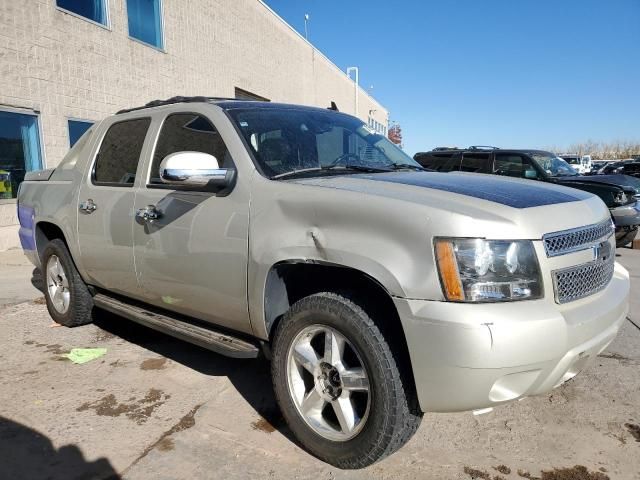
[286, 325, 371, 441]
[46, 254, 70, 314]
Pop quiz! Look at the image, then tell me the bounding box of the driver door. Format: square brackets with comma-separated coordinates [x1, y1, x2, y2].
[132, 110, 251, 334]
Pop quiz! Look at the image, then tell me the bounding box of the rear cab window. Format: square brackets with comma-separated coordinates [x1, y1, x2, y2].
[92, 118, 151, 186]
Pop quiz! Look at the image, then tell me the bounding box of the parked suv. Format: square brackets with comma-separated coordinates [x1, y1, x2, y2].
[18, 99, 629, 468]
[414, 148, 640, 246]
[600, 160, 640, 178]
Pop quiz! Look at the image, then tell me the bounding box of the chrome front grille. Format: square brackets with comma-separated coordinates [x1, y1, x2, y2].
[552, 253, 615, 304]
[543, 219, 614, 257]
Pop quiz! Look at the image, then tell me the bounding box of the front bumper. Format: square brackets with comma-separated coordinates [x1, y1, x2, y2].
[395, 262, 629, 413]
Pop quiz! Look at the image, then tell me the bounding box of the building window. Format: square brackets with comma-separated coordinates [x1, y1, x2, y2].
[68, 120, 94, 147]
[0, 110, 43, 200]
[56, 0, 108, 26]
[127, 0, 163, 49]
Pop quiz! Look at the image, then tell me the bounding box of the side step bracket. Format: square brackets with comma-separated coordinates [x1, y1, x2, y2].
[93, 293, 260, 359]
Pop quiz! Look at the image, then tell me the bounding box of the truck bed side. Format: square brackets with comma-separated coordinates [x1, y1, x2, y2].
[17, 124, 99, 269]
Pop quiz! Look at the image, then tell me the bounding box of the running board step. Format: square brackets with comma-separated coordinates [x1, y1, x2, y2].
[93, 293, 260, 359]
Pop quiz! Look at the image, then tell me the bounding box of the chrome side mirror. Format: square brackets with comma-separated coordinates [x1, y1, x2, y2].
[159, 151, 235, 192]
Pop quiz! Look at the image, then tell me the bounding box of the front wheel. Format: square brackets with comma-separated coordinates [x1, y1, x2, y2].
[615, 225, 637, 247]
[271, 292, 422, 469]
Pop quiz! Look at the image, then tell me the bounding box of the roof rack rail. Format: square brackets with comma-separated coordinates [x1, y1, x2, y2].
[116, 96, 249, 115]
[431, 146, 461, 151]
[468, 145, 499, 151]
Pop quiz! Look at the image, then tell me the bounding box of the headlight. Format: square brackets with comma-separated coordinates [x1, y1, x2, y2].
[434, 238, 543, 302]
[613, 191, 629, 205]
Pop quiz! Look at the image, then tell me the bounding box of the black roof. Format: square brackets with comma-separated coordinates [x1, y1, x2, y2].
[416, 147, 554, 156]
[116, 95, 342, 115]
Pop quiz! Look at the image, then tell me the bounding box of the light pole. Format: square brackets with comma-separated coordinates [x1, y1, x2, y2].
[304, 14, 310, 41]
[346, 66, 359, 117]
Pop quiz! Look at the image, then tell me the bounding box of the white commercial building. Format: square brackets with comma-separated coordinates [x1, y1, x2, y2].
[0, 0, 389, 250]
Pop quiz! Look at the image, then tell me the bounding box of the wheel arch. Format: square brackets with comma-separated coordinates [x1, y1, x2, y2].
[34, 221, 85, 281]
[263, 261, 419, 407]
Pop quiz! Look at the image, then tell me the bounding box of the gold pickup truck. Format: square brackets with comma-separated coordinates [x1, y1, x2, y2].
[17, 97, 629, 468]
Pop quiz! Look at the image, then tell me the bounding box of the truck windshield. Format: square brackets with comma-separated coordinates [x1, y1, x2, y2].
[228, 107, 421, 179]
[530, 152, 580, 177]
[562, 156, 580, 165]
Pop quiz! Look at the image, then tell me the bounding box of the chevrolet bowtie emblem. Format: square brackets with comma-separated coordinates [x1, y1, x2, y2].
[593, 241, 611, 262]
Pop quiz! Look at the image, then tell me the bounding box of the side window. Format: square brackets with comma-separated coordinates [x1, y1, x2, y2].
[415, 153, 446, 170]
[460, 153, 490, 173]
[150, 113, 232, 185]
[493, 154, 539, 179]
[93, 118, 150, 186]
[422, 153, 460, 172]
[439, 153, 462, 172]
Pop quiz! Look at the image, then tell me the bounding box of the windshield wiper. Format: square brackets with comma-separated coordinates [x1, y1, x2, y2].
[271, 164, 390, 180]
[322, 163, 392, 173]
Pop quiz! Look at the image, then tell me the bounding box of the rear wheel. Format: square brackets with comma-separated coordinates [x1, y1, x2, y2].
[271, 292, 422, 469]
[42, 239, 94, 327]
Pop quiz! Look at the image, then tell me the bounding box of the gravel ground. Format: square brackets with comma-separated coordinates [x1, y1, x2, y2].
[0, 249, 639, 480]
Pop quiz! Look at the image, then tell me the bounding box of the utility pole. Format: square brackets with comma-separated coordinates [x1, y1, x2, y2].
[304, 14, 310, 41]
[346, 66, 359, 117]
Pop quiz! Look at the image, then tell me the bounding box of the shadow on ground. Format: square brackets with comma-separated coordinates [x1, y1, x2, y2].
[92, 310, 293, 441]
[30, 268, 289, 437]
[0, 416, 120, 480]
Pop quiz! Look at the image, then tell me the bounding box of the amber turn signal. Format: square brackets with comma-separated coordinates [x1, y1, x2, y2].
[435, 240, 464, 301]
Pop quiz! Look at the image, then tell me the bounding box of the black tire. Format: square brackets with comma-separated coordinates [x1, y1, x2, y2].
[615, 226, 637, 248]
[41, 238, 94, 327]
[271, 292, 422, 469]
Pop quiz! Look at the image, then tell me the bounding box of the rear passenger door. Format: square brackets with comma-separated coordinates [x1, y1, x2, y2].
[132, 110, 251, 334]
[77, 117, 151, 296]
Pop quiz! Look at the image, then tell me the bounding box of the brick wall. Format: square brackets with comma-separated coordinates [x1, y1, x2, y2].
[0, 0, 389, 250]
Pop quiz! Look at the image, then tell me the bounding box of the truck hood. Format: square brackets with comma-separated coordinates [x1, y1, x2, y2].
[555, 174, 640, 195]
[288, 171, 609, 240]
[290, 171, 592, 209]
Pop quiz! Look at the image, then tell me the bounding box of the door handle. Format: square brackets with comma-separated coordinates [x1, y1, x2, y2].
[136, 205, 161, 221]
[79, 199, 97, 214]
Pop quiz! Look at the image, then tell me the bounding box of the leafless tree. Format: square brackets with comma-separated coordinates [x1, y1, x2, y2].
[544, 140, 640, 160]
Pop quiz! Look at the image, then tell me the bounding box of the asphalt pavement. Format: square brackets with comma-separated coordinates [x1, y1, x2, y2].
[0, 248, 639, 480]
